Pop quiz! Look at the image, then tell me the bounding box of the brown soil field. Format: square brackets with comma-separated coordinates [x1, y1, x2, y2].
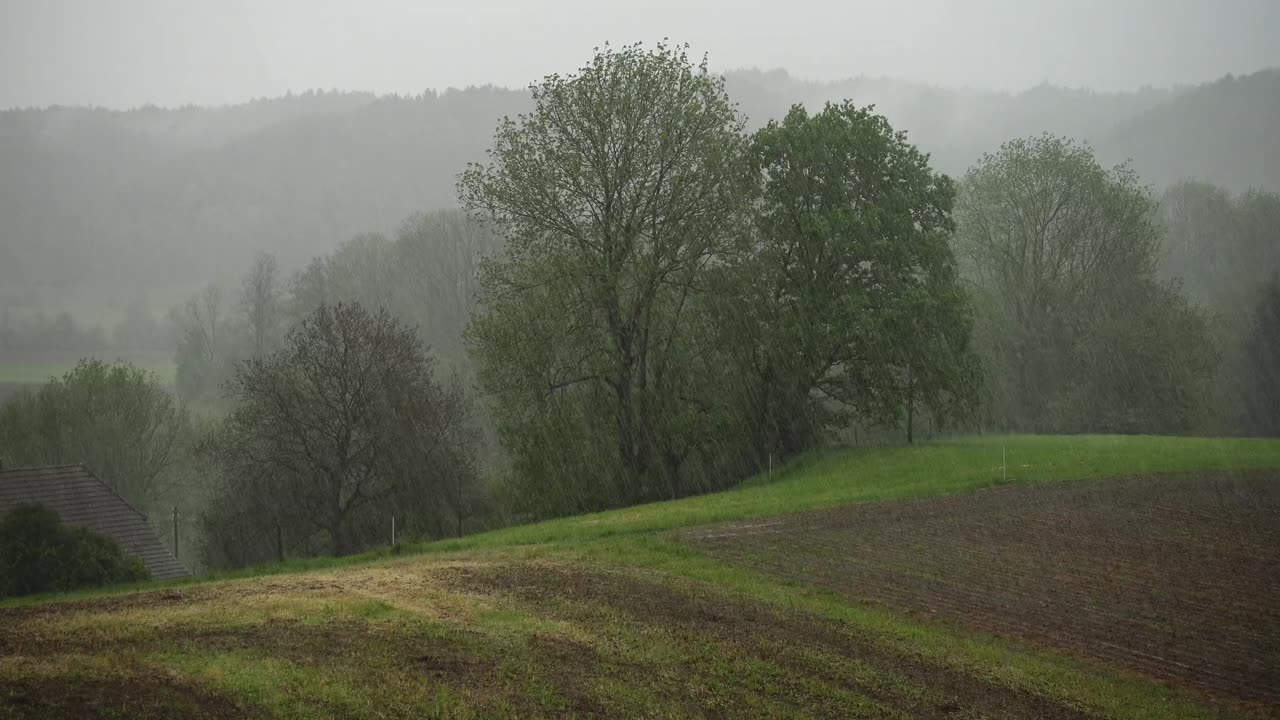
[685, 470, 1280, 709]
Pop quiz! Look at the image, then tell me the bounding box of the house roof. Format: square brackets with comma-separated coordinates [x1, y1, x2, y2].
[0, 464, 189, 580]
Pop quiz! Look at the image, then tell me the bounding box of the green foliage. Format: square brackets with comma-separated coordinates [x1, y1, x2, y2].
[0, 359, 189, 504]
[955, 135, 1216, 433]
[461, 42, 751, 513]
[0, 503, 148, 598]
[1159, 182, 1280, 433]
[736, 101, 978, 452]
[1241, 274, 1280, 436]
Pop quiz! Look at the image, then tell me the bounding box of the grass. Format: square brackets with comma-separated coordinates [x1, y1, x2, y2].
[421, 433, 1280, 551]
[4, 434, 1280, 719]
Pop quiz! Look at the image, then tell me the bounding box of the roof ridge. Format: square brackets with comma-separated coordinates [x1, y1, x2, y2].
[73, 465, 160, 527]
[0, 462, 96, 473]
[0, 463, 191, 580]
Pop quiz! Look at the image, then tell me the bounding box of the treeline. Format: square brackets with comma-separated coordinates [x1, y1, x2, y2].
[455, 45, 1278, 523]
[172, 210, 499, 407]
[0, 298, 169, 353]
[2, 46, 1278, 573]
[3, 68, 1278, 315]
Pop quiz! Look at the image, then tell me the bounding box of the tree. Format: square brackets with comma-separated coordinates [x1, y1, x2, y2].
[1241, 273, 1280, 436]
[172, 283, 227, 404]
[205, 302, 477, 557]
[239, 252, 283, 359]
[0, 503, 149, 598]
[734, 102, 978, 454]
[0, 360, 188, 505]
[459, 42, 750, 508]
[1159, 183, 1280, 312]
[954, 135, 1214, 432]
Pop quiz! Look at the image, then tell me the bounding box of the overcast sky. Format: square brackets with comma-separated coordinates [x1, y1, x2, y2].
[2, 0, 1278, 109]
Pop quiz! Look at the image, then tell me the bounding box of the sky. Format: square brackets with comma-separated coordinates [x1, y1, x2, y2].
[1, 0, 1278, 109]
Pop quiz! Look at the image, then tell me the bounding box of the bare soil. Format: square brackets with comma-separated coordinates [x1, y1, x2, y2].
[439, 563, 1099, 720]
[0, 677, 245, 720]
[685, 470, 1280, 711]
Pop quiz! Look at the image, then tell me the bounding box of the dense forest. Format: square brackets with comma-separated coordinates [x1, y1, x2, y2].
[2, 51, 1278, 571]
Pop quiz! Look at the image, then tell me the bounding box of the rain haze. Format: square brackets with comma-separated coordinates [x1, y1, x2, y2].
[2, 1, 1280, 717]
[2, 0, 1279, 107]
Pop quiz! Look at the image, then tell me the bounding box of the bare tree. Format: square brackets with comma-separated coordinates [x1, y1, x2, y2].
[239, 252, 282, 358]
[172, 284, 225, 402]
[208, 302, 477, 556]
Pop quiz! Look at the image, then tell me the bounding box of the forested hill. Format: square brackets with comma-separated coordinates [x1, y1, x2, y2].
[2, 69, 1277, 306]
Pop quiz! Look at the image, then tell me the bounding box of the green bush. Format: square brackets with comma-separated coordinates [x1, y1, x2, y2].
[0, 503, 149, 598]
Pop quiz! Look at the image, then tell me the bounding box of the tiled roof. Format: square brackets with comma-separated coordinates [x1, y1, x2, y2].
[0, 464, 189, 580]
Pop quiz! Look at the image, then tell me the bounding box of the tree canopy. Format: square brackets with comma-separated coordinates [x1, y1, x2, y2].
[201, 302, 477, 562]
[955, 135, 1216, 432]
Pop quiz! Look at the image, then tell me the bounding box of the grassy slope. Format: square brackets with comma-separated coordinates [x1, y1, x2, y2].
[4, 435, 1280, 719]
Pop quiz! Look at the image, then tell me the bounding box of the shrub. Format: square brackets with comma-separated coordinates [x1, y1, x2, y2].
[0, 503, 149, 598]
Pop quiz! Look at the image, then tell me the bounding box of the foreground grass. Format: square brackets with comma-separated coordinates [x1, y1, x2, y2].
[425, 433, 1280, 551]
[3, 434, 1279, 719]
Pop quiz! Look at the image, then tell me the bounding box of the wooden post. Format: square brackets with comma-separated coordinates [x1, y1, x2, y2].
[391, 515, 396, 547]
[172, 506, 179, 560]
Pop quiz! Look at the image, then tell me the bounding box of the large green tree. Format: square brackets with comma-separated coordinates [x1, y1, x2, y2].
[955, 135, 1215, 432]
[733, 102, 977, 453]
[460, 43, 750, 511]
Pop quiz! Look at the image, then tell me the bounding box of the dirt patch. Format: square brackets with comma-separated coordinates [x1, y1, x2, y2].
[443, 562, 1097, 719]
[0, 677, 244, 720]
[685, 470, 1280, 710]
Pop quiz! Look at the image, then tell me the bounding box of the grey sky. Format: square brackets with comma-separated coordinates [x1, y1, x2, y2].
[2, 0, 1278, 109]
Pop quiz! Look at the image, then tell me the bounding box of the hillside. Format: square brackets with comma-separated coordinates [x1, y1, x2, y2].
[1, 70, 1277, 317]
[3, 435, 1279, 719]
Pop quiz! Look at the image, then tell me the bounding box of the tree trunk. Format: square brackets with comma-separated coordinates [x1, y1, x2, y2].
[329, 520, 349, 556]
[906, 365, 915, 445]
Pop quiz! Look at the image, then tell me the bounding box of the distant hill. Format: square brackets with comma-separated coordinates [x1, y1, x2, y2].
[1095, 71, 1280, 196]
[1, 69, 1277, 315]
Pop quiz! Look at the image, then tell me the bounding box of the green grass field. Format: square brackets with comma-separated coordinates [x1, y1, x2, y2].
[3, 435, 1279, 719]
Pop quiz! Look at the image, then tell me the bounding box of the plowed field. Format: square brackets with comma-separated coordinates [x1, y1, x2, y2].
[687, 471, 1280, 707]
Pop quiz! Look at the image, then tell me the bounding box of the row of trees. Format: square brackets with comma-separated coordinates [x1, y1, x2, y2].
[460, 44, 980, 518]
[460, 44, 1277, 521]
[173, 210, 499, 407]
[4, 44, 1276, 571]
[1158, 182, 1280, 435]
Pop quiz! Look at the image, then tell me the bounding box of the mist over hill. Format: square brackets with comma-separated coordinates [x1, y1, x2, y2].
[1, 68, 1277, 313]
